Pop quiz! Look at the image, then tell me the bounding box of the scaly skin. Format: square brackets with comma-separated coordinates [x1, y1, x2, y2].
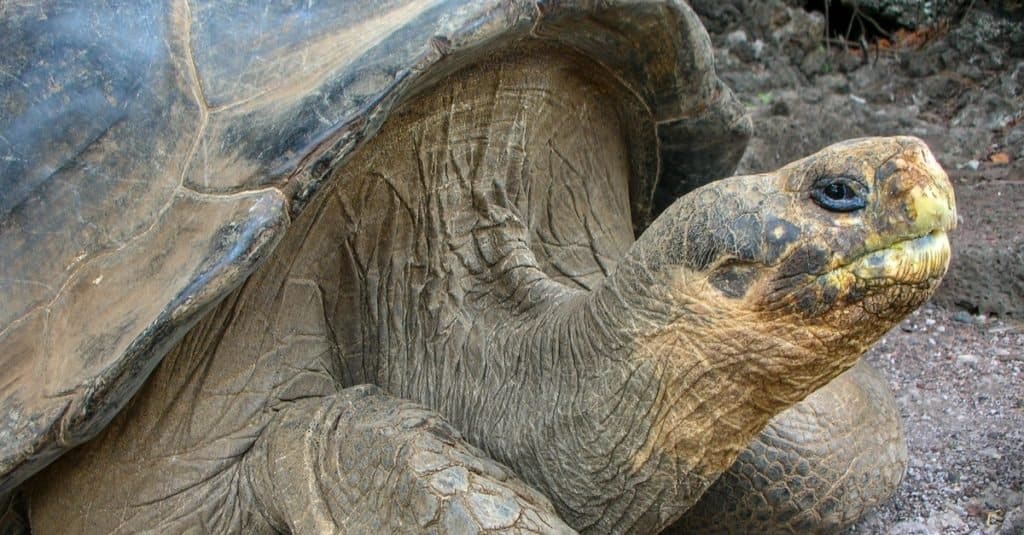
[668, 360, 909, 533]
[24, 50, 954, 534]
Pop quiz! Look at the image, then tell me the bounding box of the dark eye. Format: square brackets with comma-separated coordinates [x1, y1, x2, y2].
[811, 176, 867, 212]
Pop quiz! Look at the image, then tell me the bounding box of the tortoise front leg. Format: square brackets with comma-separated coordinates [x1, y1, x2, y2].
[243, 385, 574, 534]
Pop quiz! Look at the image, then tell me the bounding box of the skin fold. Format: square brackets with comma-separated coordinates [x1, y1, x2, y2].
[24, 49, 954, 534]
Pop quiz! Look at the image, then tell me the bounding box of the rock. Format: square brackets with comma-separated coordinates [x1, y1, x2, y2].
[687, 0, 745, 35]
[800, 47, 829, 77]
[978, 446, 1003, 459]
[959, 160, 981, 171]
[900, 50, 942, 78]
[887, 520, 933, 534]
[1006, 124, 1024, 150]
[772, 7, 825, 54]
[817, 73, 850, 93]
[726, 30, 765, 63]
[840, 0, 969, 30]
[1001, 505, 1024, 535]
[923, 75, 963, 101]
[955, 353, 979, 366]
[725, 29, 748, 47]
[926, 508, 968, 531]
[771, 99, 790, 116]
[932, 183, 1024, 317]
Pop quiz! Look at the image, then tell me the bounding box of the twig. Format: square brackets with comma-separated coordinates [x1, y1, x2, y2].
[856, 9, 895, 40]
[824, 0, 831, 56]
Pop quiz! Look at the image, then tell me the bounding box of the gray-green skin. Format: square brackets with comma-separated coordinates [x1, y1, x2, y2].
[0, 1, 955, 533]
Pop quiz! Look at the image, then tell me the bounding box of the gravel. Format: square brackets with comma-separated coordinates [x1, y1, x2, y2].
[852, 305, 1024, 534]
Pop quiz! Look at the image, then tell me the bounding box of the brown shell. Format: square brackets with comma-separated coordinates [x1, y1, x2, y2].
[0, 0, 750, 491]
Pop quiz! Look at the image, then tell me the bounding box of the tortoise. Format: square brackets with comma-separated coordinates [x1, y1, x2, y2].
[0, 0, 956, 533]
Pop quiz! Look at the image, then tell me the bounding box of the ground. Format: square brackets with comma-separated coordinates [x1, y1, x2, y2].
[690, 1, 1023, 532]
[856, 306, 1024, 533]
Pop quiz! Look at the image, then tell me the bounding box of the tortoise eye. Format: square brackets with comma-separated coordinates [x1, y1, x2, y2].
[811, 176, 867, 212]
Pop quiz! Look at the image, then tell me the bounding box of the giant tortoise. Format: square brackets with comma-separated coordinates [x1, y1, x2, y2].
[0, 1, 955, 533]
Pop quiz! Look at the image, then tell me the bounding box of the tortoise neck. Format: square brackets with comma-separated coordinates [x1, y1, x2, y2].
[488, 222, 860, 532]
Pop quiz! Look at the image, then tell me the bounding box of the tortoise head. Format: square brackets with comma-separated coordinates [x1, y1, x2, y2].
[645, 136, 955, 360]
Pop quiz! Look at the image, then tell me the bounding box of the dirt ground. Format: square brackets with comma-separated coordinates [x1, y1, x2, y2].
[691, 1, 1023, 532]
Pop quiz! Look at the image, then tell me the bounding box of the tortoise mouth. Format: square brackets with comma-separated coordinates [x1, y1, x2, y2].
[829, 229, 951, 286]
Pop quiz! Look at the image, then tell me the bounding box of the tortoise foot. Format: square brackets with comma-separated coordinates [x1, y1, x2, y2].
[245, 385, 575, 534]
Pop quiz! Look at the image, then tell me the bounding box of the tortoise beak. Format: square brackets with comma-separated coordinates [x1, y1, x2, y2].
[848, 137, 956, 283]
[894, 137, 957, 235]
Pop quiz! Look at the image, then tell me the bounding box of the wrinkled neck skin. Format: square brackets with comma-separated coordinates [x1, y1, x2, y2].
[307, 51, 864, 533]
[461, 203, 860, 534]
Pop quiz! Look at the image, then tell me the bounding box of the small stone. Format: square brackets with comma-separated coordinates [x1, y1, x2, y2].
[960, 159, 981, 171]
[1000, 505, 1024, 535]
[956, 354, 980, 366]
[816, 73, 849, 94]
[725, 29, 748, 47]
[888, 519, 931, 534]
[800, 48, 828, 77]
[979, 446, 1003, 459]
[927, 509, 967, 530]
[952, 310, 974, 323]
[750, 39, 765, 59]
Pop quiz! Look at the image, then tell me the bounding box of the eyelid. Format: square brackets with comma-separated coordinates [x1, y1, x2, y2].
[812, 175, 868, 191]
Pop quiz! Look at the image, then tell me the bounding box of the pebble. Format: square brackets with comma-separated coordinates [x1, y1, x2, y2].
[956, 353, 980, 365]
[961, 159, 982, 170]
[1000, 506, 1024, 535]
[725, 29, 748, 46]
[978, 446, 1003, 459]
[952, 310, 987, 325]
